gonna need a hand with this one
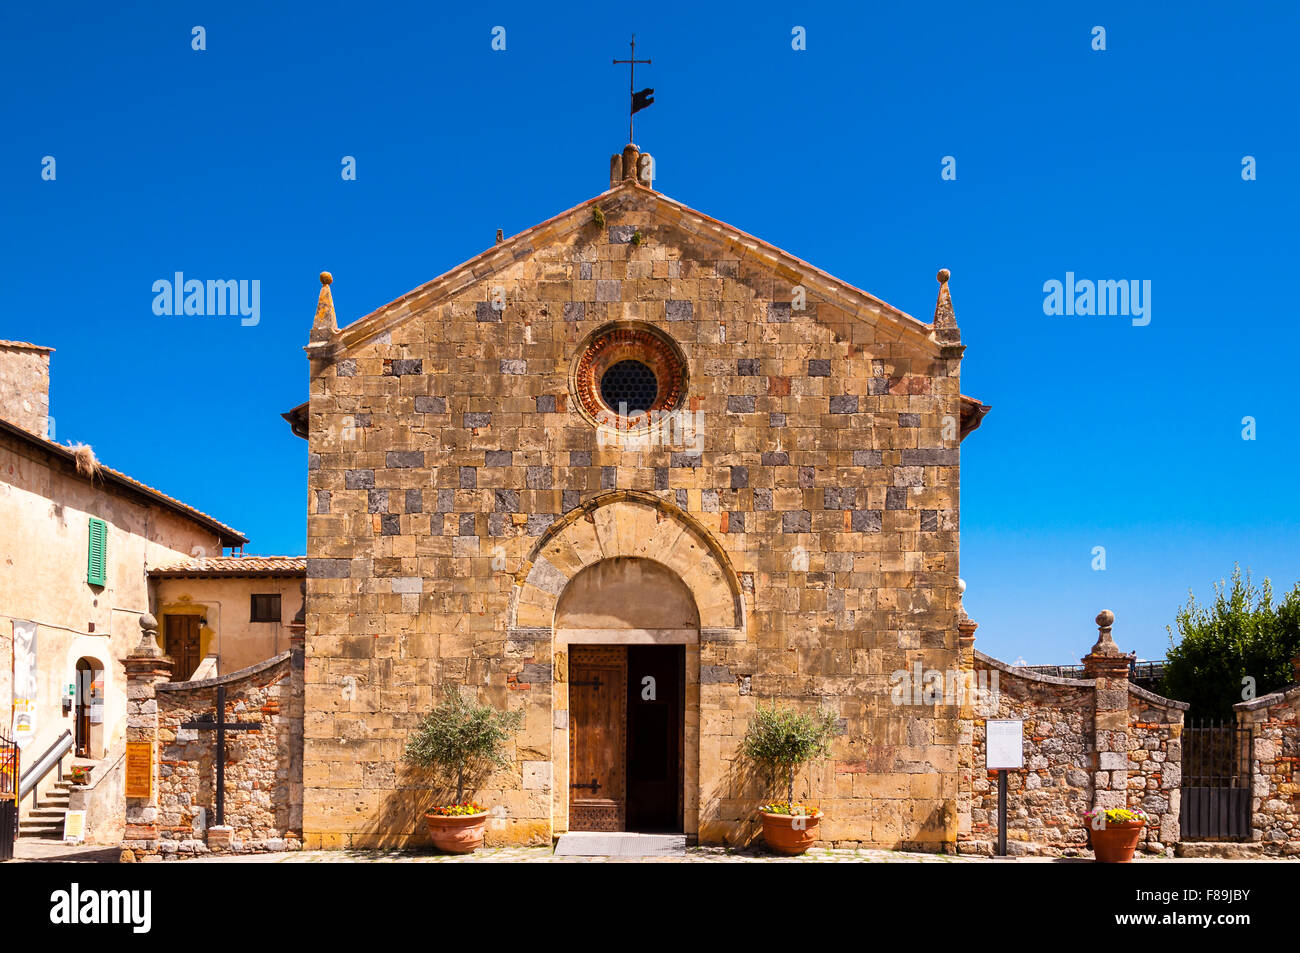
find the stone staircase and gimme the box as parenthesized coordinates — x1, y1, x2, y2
(19, 758, 96, 840)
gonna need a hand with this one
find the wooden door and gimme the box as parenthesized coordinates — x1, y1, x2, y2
(626, 646, 684, 832)
(164, 615, 202, 681)
(568, 646, 627, 831)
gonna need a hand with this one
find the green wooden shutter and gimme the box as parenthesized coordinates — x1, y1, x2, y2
(87, 518, 107, 586)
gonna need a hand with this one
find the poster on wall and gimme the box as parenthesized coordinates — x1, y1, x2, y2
(11, 620, 37, 749)
(89, 678, 104, 724)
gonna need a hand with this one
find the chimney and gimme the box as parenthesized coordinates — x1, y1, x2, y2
(0, 340, 54, 439)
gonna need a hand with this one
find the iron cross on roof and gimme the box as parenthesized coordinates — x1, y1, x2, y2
(180, 684, 259, 829)
(612, 34, 653, 142)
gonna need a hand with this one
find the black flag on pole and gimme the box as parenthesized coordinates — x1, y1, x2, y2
(632, 87, 655, 114)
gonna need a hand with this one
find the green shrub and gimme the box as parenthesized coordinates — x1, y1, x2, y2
(1161, 565, 1300, 718)
(403, 689, 523, 806)
(742, 701, 838, 811)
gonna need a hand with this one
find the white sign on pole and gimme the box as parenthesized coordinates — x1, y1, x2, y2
(986, 719, 1024, 770)
(63, 810, 86, 844)
(11, 620, 38, 749)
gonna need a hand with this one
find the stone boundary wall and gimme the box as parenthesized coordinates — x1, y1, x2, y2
(121, 614, 304, 862)
(1235, 680, 1300, 855)
(959, 626, 1188, 858)
(962, 652, 1095, 856)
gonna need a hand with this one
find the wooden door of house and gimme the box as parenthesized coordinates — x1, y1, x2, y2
(568, 646, 627, 831)
(164, 615, 202, 681)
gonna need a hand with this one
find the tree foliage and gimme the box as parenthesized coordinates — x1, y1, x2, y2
(742, 701, 838, 809)
(1161, 566, 1300, 719)
(403, 688, 523, 805)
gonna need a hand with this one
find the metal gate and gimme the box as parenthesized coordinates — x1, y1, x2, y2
(0, 733, 16, 861)
(1179, 719, 1252, 840)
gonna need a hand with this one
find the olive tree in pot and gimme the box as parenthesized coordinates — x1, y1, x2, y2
(742, 701, 838, 855)
(403, 689, 524, 853)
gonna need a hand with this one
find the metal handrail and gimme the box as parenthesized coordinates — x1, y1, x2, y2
(17, 730, 73, 801)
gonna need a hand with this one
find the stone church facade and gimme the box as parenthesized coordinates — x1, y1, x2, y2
(294, 145, 990, 850)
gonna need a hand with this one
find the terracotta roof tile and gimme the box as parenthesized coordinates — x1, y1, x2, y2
(149, 556, 306, 577)
(0, 340, 54, 352)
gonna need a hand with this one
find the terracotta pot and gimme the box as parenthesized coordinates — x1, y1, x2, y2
(424, 811, 489, 854)
(760, 811, 822, 856)
(1088, 820, 1146, 863)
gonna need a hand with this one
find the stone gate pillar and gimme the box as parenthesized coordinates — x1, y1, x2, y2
(121, 613, 173, 862)
(955, 612, 979, 841)
(1082, 610, 1134, 811)
(286, 581, 306, 838)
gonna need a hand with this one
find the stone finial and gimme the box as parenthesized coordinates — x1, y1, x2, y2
(495, 229, 504, 244)
(312, 271, 338, 337)
(135, 613, 162, 657)
(1091, 609, 1118, 656)
(621, 143, 640, 182)
(932, 268, 960, 345)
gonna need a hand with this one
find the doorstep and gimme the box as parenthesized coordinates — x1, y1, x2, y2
(554, 832, 687, 857)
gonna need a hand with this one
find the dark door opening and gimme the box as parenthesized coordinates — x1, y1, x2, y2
(625, 645, 684, 832)
(74, 659, 93, 757)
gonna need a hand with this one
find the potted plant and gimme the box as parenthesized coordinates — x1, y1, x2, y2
(1083, 807, 1150, 863)
(742, 701, 838, 855)
(403, 689, 523, 854)
(69, 765, 90, 786)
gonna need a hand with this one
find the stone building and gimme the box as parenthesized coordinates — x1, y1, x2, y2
(0, 342, 294, 843)
(289, 144, 991, 850)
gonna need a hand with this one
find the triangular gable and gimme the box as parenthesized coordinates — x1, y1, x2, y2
(315, 180, 949, 359)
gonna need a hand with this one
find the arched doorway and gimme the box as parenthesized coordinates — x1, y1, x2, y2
(73, 657, 104, 758)
(555, 558, 698, 833)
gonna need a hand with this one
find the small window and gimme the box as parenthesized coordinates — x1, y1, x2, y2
(87, 518, 107, 587)
(250, 594, 281, 623)
(600, 359, 659, 413)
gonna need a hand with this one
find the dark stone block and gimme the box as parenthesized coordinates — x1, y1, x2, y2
(754, 488, 773, 511)
(868, 377, 890, 395)
(737, 359, 759, 376)
(463, 412, 492, 429)
(727, 395, 756, 414)
(405, 489, 423, 513)
(526, 466, 552, 489)
(386, 450, 423, 468)
(485, 450, 512, 467)
(609, 225, 638, 244)
(921, 509, 939, 532)
(519, 663, 552, 684)
(385, 359, 422, 376)
(308, 453, 321, 471)
(495, 489, 518, 512)
(666, 300, 693, 322)
(367, 489, 389, 513)
(886, 487, 908, 510)
(601, 466, 616, 489)
(563, 301, 586, 322)
(459, 467, 477, 488)
(476, 301, 501, 322)
(767, 302, 791, 323)
(808, 358, 831, 377)
(436, 489, 455, 512)
(899, 413, 920, 428)
(852, 509, 882, 533)
(315, 490, 331, 514)
(761, 451, 789, 466)
(336, 359, 357, 377)
(562, 490, 580, 512)
(769, 413, 786, 428)
(782, 510, 812, 534)
(671, 452, 702, 468)
(344, 469, 374, 489)
(526, 513, 555, 536)
(459, 513, 476, 536)
(798, 466, 815, 488)
(307, 559, 350, 579)
(727, 511, 745, 533)
(380, 514, 401, 536)
(829, 395, 858, 414)
(675, 490, 689, 509)
(655, 467, 669, 490)
(570, 450, 592, 467)
(853, 450, 883, 467)
(536, 395, 556, 414)
(488, 513, 506, 536)
(700, 665, 733, 684)
(415, 396, 446, 414)
(731, 466, 749, 489)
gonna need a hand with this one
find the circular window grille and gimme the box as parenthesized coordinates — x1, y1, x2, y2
(600, 360, 659, 413)
(571, 324, 688, 428)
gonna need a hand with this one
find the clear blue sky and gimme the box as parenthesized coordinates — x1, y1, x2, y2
(4, 1, 1298, 665)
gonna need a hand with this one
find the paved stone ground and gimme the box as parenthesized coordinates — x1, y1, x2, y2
(7, 839, 1292, 864)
